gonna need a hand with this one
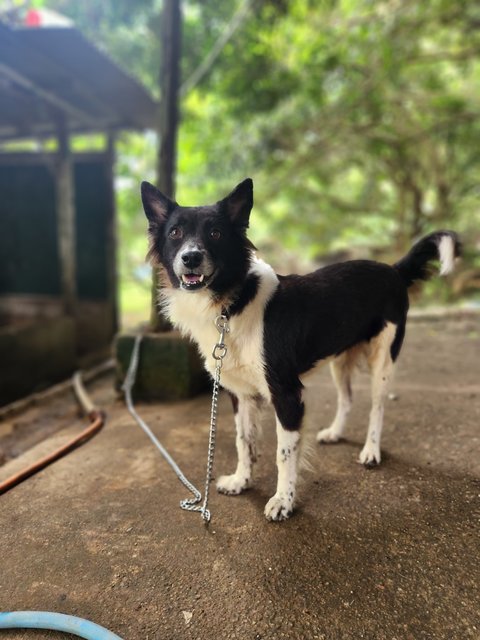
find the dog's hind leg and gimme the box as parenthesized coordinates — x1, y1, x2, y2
(359, 322, 397, 467)
(316, 354, 353, 444)
(217, 394, 261, 495)
(264, 386, 304, 521)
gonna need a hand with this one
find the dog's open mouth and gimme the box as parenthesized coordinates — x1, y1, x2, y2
(181, 273, 207, 290)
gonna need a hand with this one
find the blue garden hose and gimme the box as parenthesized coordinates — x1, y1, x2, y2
(0, 611, 124, 639)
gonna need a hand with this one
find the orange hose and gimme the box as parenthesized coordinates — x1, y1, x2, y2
(0, 409, 105, 496)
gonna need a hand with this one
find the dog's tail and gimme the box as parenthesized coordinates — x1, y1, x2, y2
(393, 230, 461, 288)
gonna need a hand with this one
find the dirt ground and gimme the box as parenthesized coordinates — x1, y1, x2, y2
(0, 318, 479, 640)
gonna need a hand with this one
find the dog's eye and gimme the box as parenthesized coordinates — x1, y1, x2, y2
(210, 229, 221, 241)
(169, 227, 183, 240)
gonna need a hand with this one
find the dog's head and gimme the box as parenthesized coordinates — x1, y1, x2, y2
(141, 179, 255, 296)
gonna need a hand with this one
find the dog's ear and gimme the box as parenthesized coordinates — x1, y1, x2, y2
(222, 178, 253, 228)
(141, 181, 175, 226)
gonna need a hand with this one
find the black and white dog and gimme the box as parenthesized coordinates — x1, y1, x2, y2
(141, 178, 460, 521)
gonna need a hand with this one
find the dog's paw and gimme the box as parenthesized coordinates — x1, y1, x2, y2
(358, 444, 381, 467)
(216, 474, 251, 496)
(264, 493, 294, 521)
(316, 426, 342, 444)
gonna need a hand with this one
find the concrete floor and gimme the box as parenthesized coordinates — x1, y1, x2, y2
(0, 319, 479, 639)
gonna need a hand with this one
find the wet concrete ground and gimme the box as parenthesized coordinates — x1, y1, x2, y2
(0, 319, 479, 639)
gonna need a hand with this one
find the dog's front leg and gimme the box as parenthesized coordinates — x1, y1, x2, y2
(264, 388, 303, 521)
(216, 394, 260, 495)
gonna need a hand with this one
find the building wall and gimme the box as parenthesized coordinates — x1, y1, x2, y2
(0, 152, 117, 405)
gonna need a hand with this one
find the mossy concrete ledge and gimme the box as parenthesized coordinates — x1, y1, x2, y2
(115, 331, 210, 401)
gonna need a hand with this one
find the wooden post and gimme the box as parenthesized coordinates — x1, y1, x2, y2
(150, 0, 182, 331)
(55, 118, 77, 318)
(106, 133, 119, 334)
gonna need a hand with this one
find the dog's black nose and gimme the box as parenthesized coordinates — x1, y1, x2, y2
(181, 250, 203, 269)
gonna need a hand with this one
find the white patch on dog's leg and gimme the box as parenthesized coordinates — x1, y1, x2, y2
(217, 396, 260, 495)
(317, 358, 352, 443)
(360, 403, 384, 466)
(359, 323, 396, 467)
(264, 419, 300, 521)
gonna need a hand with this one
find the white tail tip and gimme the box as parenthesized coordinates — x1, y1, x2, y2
(438, 235, 456, 276)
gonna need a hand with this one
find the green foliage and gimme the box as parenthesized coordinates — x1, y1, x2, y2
(178, 0, 480, 259)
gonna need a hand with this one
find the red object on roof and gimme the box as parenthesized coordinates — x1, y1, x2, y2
(25, 10, 41, 27)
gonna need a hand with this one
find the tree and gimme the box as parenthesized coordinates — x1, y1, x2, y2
(151, 0, 182, 331)
(42, 0, 480, 312)
(178, 0, 480, 260)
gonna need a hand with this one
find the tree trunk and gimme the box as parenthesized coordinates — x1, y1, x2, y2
(150, 0, 182, 332)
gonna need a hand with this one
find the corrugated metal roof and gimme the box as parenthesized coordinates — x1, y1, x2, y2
(0, 23, 157, 141)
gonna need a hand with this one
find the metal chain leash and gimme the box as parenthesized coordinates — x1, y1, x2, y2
(197, 313, 230, 521)
(182, 313, 229, 521)
(122, 313, 229, 524)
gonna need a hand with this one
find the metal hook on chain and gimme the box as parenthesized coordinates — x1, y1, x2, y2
(212, 314, 230, 365)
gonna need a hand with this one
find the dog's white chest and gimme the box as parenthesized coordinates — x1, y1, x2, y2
(216, 314, 270, 398)
(162, 258, 279, 400)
